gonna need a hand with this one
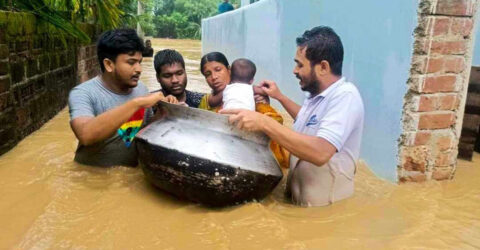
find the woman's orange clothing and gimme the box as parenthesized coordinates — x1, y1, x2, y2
(256, 103, 290, 169)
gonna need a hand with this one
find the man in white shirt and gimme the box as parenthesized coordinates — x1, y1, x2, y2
(221, 26, 364, 206)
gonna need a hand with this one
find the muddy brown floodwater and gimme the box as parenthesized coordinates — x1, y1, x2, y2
(1, 39, 479, 249)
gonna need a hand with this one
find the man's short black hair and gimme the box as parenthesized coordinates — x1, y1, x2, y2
(230, 58, 256, 83)
(97, 28, 145, 72)
(296, 26, 344, 76)
(154, 49, 185, 74)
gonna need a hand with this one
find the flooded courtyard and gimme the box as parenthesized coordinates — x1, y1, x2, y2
(0, 39, 479, 249)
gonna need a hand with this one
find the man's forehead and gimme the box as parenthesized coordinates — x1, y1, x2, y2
(118, 51, 142, 59)
(296, 46, 307, 55)
(295, 47, 308, 61)
(160, 62, 184, 73)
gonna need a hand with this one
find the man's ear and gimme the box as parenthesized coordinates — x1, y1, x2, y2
(103, 58, 115, 73)
(249, 78, 254, 84)
(314, 60, 331, 76)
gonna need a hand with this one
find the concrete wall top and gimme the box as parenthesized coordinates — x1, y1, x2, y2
(202, 0, 418, 181)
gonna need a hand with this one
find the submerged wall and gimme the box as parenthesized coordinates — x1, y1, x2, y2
(0, 11, 99, 156)
(202, 0, 418, 181)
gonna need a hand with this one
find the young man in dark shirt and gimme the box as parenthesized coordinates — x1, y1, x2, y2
(153, 49, 204, 108)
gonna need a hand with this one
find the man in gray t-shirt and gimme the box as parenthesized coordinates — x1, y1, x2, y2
(69, 77, 150, 166)
(68, 29, 177, 167)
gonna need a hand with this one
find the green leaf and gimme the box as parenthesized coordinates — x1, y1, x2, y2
(15, 0, 91, 43)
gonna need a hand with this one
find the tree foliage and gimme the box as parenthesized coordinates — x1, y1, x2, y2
(10, 0, 130, 43)
(4, 0, 241, 42)
(149, 0, 240, 39)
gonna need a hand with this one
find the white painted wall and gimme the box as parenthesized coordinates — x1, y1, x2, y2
(202, 0, 418, 181)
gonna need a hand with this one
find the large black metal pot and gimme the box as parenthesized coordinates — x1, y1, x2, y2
(136, 102, 283, 207)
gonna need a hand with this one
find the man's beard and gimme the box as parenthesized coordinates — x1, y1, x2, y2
(299, 70, 320, 96)
(161, 79, 187, 97)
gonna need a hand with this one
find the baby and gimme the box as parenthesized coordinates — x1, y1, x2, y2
(208, 58, 262, 110)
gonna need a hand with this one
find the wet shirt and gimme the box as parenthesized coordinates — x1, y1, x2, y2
(68, 76, 150, 167)
(288, 77, 364, 206)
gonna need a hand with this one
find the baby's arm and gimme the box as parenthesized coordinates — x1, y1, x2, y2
(208, 91, 223, 108)
(253, 85, 269, 104)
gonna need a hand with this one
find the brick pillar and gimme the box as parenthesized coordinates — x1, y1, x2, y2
(398, 0, 478, 182)
(76, 44, 100, 84)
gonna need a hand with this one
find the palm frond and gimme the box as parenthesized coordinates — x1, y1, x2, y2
(95, 0, 124, 29)
(15, 0, 90, 43)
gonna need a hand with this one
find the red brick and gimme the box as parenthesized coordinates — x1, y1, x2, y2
(430, 41, 466, 55)
(0, 45, 8, 59)
(432, 167, 453, 180)
(451, 18, 473, 36)
(0, 92, 9, 111)
(444, 57, 465, 73)
(434, 0, 475, 16)
(402, 146, 429, 173)
(438, 94, 458, 110)
(419, 95, 436, 111)
(415, 131, 431, 145)
(418, 113, 455, 129)
(435, 152, 455, 166)
(0, 60, 8, 75)
(0, 76, 10, 93)
(433, 17, 451, 36)
(418, 94, 458, 111)
(436, 135, 453, 151)
(15, 107, 31, 128)
(422, 75, 456, 93)
(426, 58, 445, 73)
(426, 57, 464, 74)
